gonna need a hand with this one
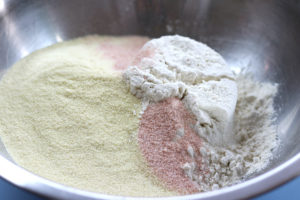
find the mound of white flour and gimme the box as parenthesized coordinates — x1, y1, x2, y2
(124, 35, 278, 191)
(124, 35, 238, 146)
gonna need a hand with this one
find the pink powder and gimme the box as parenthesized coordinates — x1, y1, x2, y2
(138, 98, 205, 194)
(99, 36, 149, 71)
(132, 45, 155, 66)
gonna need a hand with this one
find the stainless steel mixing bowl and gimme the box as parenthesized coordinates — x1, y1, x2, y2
(0, 0, 300, 199)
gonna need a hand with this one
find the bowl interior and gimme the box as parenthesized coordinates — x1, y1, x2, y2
(0, 0, 300, 198)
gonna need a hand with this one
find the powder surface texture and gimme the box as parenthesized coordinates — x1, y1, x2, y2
(0, 34, 279, 197)
(189, 73, 278, 191)
(138, 98, 205, 194)
(99, 36, 149, 71)
(123, 35, 238, 146)
(0, 35, 175, 197)
(137, 73, 278, 193)
(125, 35, 279, 192)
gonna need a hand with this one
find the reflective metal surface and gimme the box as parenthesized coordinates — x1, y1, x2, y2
(0, 0, 300, 199)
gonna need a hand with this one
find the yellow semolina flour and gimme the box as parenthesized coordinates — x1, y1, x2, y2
(0, 36, 175, 196)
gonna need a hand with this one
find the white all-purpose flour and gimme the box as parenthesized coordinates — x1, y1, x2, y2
(123, 35, 238, 146)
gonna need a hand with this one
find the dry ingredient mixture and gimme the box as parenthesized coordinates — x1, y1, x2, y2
(0, 35, 278, 196)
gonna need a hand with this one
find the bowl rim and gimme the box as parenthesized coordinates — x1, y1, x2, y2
(0, 153, 300, 200)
